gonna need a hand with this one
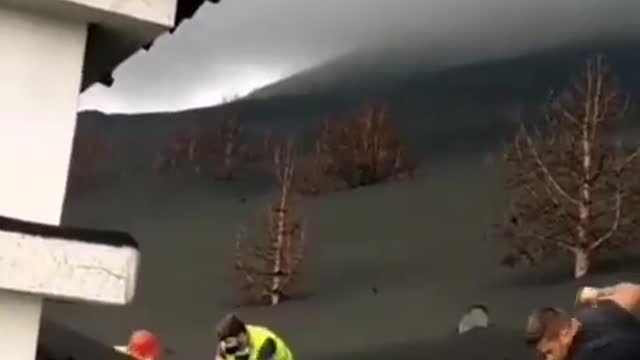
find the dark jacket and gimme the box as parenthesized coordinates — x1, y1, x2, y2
(569, 300, 640, 360)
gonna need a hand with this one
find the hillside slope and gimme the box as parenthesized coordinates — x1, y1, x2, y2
(55, 41, 640, 359)
(76, 41, 640, 178)
(52, 153, 640, 360)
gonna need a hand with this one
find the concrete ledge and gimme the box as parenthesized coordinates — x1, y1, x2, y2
(0, 0, 176, 30)
(65, 0, 177, 27)
(0, 216, 139, 305)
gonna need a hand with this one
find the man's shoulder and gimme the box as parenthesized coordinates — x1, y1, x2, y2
(248, 325, 285, 340)
(247, 325, 273, 333)
(575, 300, 639, 330)
(572, 343, 640, 360)
(570, 328, 640, 360)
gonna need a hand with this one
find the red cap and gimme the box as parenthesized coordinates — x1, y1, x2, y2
(128, 330, 162, 360)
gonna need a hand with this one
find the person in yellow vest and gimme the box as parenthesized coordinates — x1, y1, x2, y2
(214, 313, 294, 360)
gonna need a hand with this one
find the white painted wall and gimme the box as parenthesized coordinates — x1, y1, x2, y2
(0, 6, 87, 359)
(0, 5, 86, 224)
(0, 291, 43, 360)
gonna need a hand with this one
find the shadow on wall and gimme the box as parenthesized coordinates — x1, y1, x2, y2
(38, 319, 130, 360)
(313, 326, 533, 360)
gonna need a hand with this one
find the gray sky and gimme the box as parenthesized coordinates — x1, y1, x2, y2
(78, 0, 640, 114)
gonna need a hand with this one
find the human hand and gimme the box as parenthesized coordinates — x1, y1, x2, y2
(576, 287, 601, 306)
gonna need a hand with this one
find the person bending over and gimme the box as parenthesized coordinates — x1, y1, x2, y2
(214, 314, 294, 360)
(525, 282, 640, 360)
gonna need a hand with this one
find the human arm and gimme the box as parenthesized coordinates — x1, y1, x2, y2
(214, 344, 226, 360)
(577, 282, 640, 313)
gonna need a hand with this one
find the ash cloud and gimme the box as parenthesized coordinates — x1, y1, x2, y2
(78, 0, 640, 114)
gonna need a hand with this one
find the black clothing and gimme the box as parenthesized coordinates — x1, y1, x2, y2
(568, 300, 640, 360)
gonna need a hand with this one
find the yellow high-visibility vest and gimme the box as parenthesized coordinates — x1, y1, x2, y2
(246, 325, 294, 360)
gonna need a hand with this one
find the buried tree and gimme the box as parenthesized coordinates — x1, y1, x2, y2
(499, 55, 640, 279)
(154, 126, 202, 175)
(154, 116, 256, 179)
(206, 115, 252, 180)
(67, 129, 112, 197)
(235, 136, 306, 305)
(310, 104, 416, 190)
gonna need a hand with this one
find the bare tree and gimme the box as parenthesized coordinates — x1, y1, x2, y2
(499, 55, 640, 278)
(155, 117, 257, 179)
(246, 128, 279, 170)
(235, 136, 306, 305)
(304, 104, 416, 191)
(67, 130, 112, 196)
(154, 126, 202, 175)
(294, 124, 342, 195)
(205, 116, 251, 180)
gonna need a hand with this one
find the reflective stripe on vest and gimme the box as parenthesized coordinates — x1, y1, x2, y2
(246, 325, 293, 360)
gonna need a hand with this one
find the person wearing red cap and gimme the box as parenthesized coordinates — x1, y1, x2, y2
(114, 330, 163, 360)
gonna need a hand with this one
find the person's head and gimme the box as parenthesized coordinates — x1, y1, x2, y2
(127, 330, 162, 360)
(216, 313, 250, 359)
(525, 307, 580, 360)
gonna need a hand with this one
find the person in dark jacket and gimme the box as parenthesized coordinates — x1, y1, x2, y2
(524, 282, 640, 360)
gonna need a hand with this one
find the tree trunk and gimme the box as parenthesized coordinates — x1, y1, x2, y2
(269, 291, 280, 306)
(223, 139, 234, 179)
(188, 137, 196, 162)
(576, 122, 592, 275)
(269, 146, 291, 306)
(574, 248, 590, 279)
(269, 202, 286, 306)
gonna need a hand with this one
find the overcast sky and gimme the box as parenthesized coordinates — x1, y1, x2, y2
(77, 0, 640, 114)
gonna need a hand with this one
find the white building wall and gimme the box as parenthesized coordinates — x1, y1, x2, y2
(0, 6, 87, 359)
(0, 5, 86, 224)
(0, 291, 43, 360)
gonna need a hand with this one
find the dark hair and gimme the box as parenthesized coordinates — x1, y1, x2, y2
(524, 307, 571, 346)
(216, 313, 247, 340)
